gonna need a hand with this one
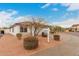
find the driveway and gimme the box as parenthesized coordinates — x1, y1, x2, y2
(32, 32, 79, 56)
(65, 32, 79, 36)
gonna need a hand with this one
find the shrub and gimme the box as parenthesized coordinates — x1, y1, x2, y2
(16, 33, 22, 40)
(53, 35, 60, 41)
(23, 36, 38, 50)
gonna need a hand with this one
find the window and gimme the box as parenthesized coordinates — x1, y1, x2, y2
(20, 27, 27, 32)
(24, 28, 27, 32)
(20, 27, 23, 32)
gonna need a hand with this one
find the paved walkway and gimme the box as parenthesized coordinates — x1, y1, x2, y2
(32, 32, 79, 56)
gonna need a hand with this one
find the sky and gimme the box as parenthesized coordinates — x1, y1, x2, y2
(0, 3, 79, 28)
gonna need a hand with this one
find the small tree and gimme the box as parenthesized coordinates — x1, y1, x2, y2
(29, 17, 47, 37)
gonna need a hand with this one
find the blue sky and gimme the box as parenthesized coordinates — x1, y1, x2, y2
(0, 3, 79, 27)
(0, 3, 69, 21)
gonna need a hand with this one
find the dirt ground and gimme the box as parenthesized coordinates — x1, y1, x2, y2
(0, 34, 61, 56)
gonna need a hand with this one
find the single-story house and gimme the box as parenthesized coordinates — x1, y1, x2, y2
(71, 24, 79, 32)
(9, 21, 50, 42)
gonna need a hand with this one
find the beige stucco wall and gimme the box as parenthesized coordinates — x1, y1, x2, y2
(4, 29, 10, 33)
(71, 26, 77, 32)
(9, 25, 20, 35)
(0, 28, 10, 34)
(76, 26, 79, 31)
(9, 25, 31, 36)
(38, 27, 50, 35)
(65, 30, 69, 32)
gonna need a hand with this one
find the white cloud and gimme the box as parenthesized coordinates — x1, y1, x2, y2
(61, 3, 79, 11)
(68, 4, 79, 11)
(7, 9, 18, 15)
(41, 3, 79, 11)
(14, 16, 32, 23)
(52, 8, 59, 11)
(0, 10, 40, 28)
(14, 15, 46, 24)
(61, 3, 70, 7)
(41, 3, 51, 9)
(0, 9, 18, 28)
(53, 19, 79, 28)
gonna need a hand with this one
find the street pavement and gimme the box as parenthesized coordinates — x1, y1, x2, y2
(32, 32, 79, 56)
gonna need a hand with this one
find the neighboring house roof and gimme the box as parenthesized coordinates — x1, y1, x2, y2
(72, 24, 79, 27)
(10, 21, 49, 28)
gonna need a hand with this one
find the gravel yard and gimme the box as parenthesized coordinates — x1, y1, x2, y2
(0, 33, 60, 56)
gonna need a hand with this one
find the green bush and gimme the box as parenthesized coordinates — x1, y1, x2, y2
(16, 33, 22, 40)
(23, 36, 38, 50)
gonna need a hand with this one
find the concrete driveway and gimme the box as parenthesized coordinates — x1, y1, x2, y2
(32, 32, 79, 56)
